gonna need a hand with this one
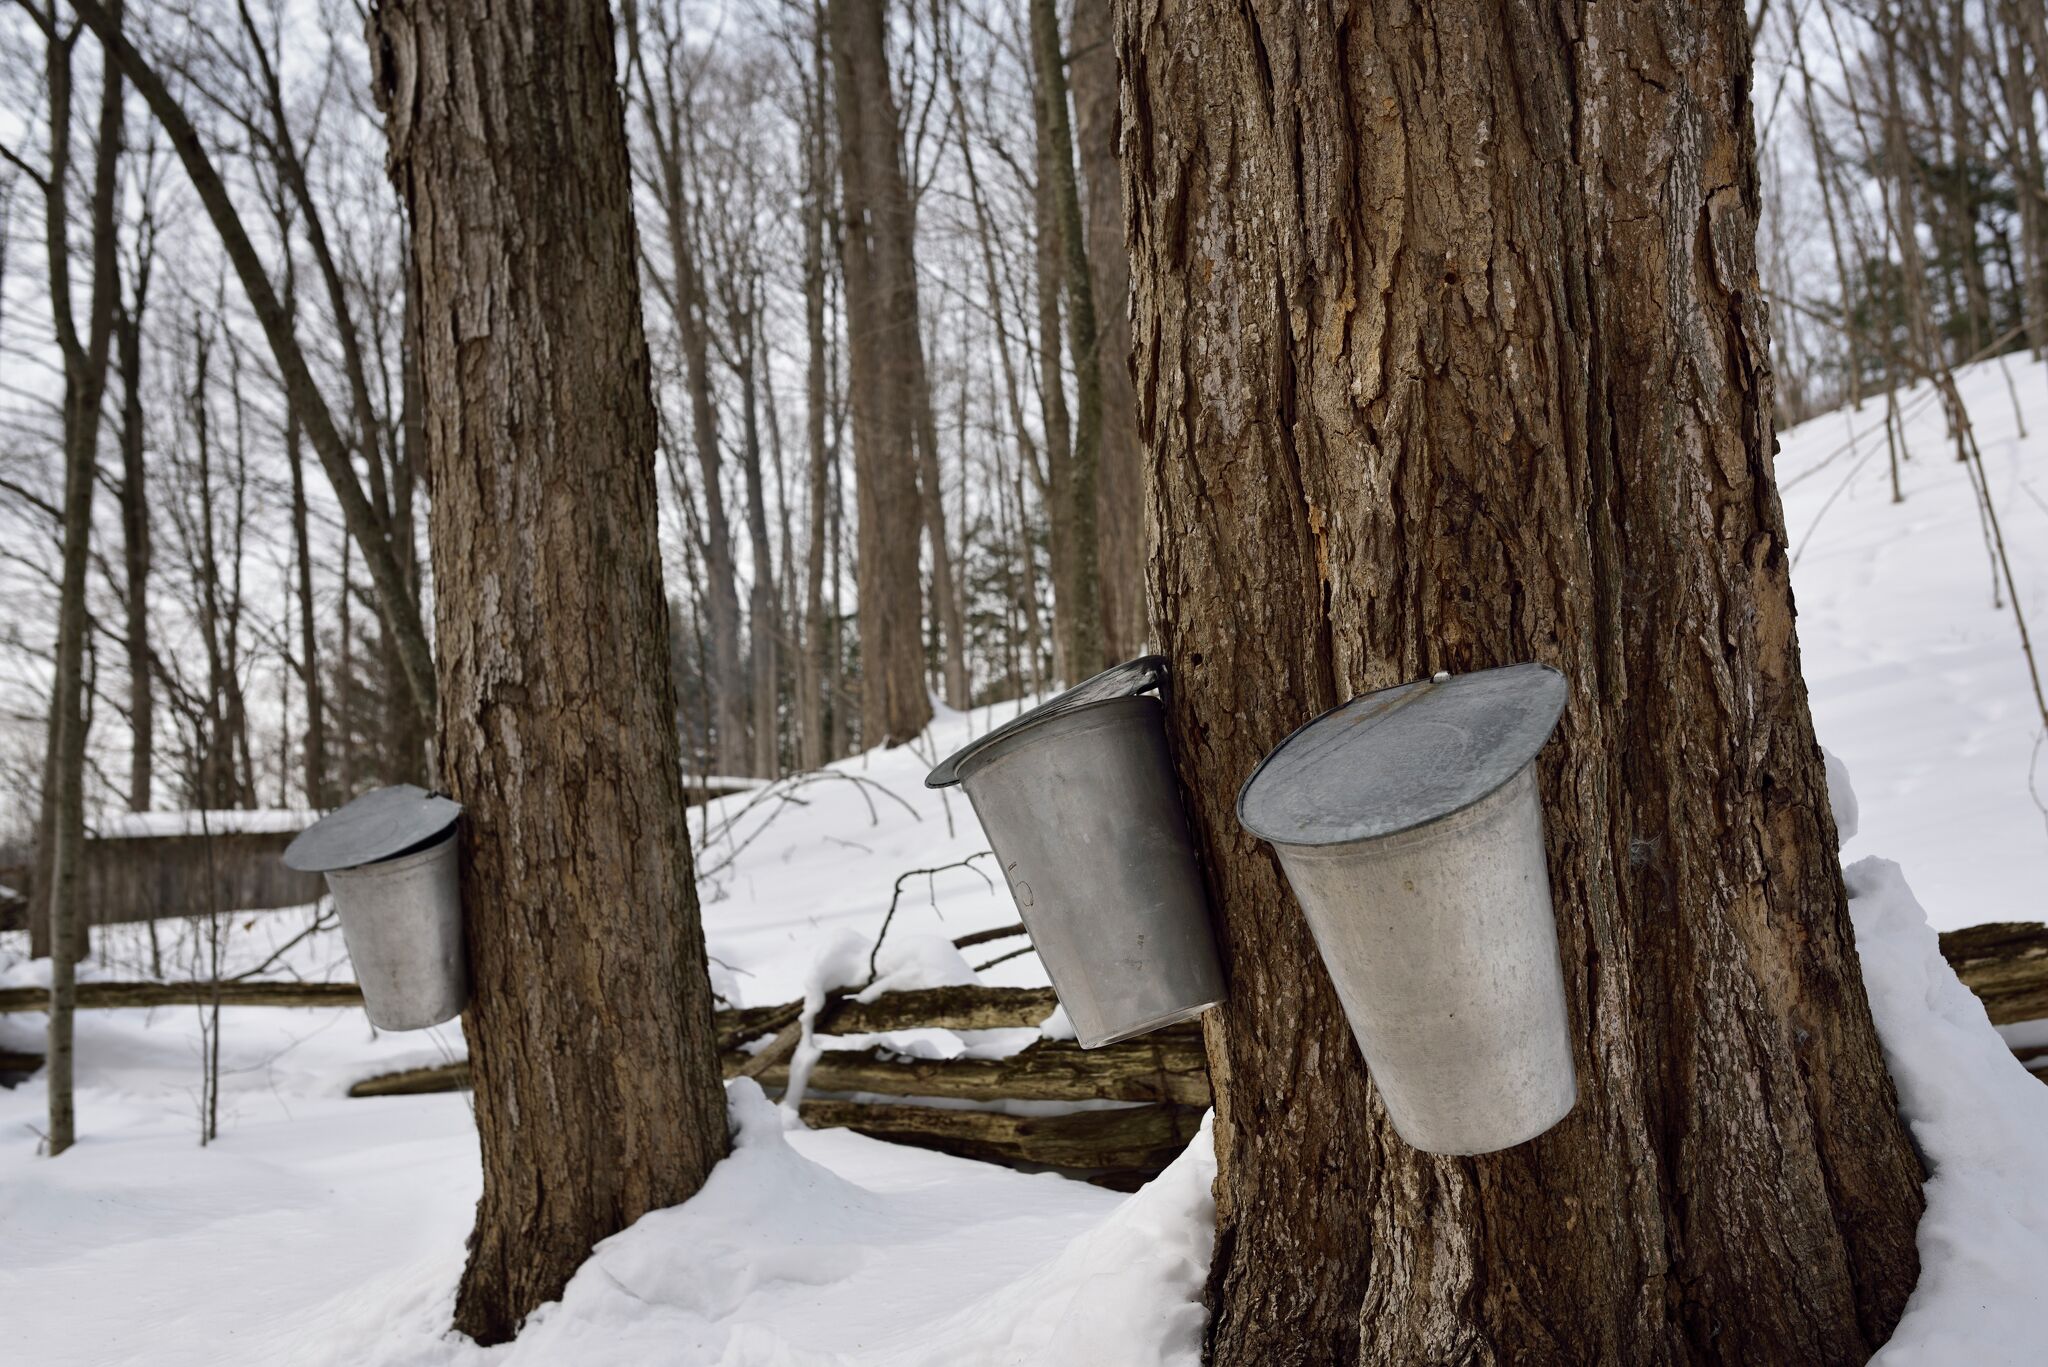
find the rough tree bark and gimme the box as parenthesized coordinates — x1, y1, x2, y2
(1069, 0, 1147, 661)
(369, 0, 730, 1342)
(828, 0, 934, 745)
(1120, 3, 1927, 1362)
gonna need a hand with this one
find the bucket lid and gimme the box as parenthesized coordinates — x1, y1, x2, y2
(926, 656, 1169, 788)
(1236, 663, 1567, 847)
(282, 784, 462, 873)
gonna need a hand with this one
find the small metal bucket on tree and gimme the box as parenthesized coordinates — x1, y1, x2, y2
(1237, 663, 1576, 1156)
(283, 784, 467, 1031)
(927, 658, 1225, 1048)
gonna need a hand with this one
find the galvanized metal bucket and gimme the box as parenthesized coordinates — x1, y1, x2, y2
(1238, 664, 1574, 1155)
(283, 784, 467, 1031)
(928, 659, 1225, 1048)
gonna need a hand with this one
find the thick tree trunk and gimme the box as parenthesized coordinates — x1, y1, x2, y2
(1070, 0, 1146, 662)
(1120, 3, 1927, 1362)
(828, 0, 933, 746)
(370, 0, 730, 1343)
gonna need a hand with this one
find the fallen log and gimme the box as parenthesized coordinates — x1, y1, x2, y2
(348, 1026, 1210, 1106)
(0, 979, 1058, 1034)
(1938, 922, 2048, 1026)
(716, 984, 1061, 1046)
(750, 1030, 1209, 1106)
(0, 980, 365, 1014)
(795, 1098, 1207, 1183)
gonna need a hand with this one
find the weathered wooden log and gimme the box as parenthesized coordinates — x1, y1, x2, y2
(746, 1029, 1210, 1106)
(0, 979, 1060, 1032)
(31, 918, 2048, 1033)
(795, 1098, 1208, 1180)
(717, 985, 1061, 1046)
(349, 1061, 470, 1096)
(1938, 921, 2048, 1026)
(0, 980, 367, 1013)
(349, 1026, 1210, 1104)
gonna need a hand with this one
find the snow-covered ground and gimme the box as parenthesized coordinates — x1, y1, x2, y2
(2, 356, 2047, 1364)
(1780, 353, 2048, 929)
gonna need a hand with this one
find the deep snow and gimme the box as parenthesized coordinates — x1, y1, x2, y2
(1, 356, 2046, 1364)
(1779, 354, 2048, 928)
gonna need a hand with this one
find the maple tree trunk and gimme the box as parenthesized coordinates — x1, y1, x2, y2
(369, 0, 729, 1342)
(1120, 2, 1927, 1362)
(1071, 0, 1147, 661)
(829, 0, 934, 745)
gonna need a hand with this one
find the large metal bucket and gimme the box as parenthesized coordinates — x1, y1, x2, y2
(283, 784, 467, 1031)
(937, 680, 1224, 1048)
(324, 830, 468, 1031)
(1239, 664, 1574, 1155)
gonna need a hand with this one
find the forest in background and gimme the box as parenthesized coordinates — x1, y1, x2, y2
(0, 0, 2043, 842)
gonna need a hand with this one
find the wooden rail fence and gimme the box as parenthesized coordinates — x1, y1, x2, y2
(3, 920, 2044, 1184)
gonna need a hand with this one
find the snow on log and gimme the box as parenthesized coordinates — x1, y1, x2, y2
(1936, 921, 2048, 1025)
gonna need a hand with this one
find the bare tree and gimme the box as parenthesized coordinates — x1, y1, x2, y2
(71, 0, 438, 734)
(369, 0, 730, 1340)
(623, 0, 751, 776)
(1027, 0, 1101, 678)
(829, 0, 934, 744)
(15, 0, 125, 1156)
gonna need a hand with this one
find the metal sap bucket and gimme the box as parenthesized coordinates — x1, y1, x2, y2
(1237, 663, 1574, 1155)
(283, 784, 467, 1031)
(927, 658, 1224, 1048)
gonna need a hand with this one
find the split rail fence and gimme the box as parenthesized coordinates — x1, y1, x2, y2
(3, 920, 2043, 1185)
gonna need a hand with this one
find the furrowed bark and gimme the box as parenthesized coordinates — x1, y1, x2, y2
(1120, 2, 1925, 1362)
(369, 0, 729, 1342)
